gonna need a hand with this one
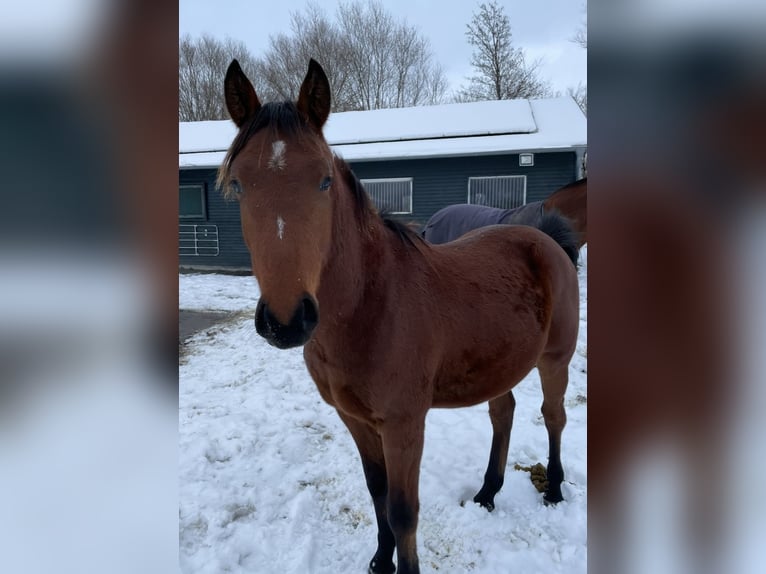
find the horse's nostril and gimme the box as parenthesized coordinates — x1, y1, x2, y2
(255, 296, 318, 348)
(301, 296, 319, 332)
(255, 299, 270, 337)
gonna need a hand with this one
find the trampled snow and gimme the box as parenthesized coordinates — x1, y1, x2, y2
(179, 247, 587, 573)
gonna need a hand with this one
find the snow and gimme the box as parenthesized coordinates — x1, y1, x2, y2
(179, 246, 587, 573)
(179, 97, 586, 168)
(179, 120, 237, 155)
(322, 99, 537, 144)
(179, 273, 258, 312)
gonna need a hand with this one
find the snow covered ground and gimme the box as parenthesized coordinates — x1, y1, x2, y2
(179, 247, 587, 573)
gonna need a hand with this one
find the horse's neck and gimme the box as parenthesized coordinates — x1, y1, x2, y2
(550, 185, 585, 211)
(316, 189, 388, 321)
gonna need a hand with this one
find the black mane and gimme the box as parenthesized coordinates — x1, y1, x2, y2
(381, 217, 426, 248)
(232, 101, 306, 158)
(333, 157, 373, 217)
(335, 158, 426, 248)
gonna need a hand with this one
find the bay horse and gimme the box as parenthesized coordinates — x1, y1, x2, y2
(220, 58, 580, 574)
(422, 178, 587, 249)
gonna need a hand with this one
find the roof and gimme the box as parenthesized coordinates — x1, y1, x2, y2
(179, 97, 586, 168)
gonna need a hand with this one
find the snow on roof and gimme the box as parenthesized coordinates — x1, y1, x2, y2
(179, 97, 586, 168)
(324, 99, 537, 144)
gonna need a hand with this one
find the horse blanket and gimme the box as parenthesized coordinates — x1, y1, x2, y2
(422, 202, 544, 245)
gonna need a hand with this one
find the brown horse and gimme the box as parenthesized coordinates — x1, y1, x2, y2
(544, 178, 587, 248)
(219, 58, 580, 574)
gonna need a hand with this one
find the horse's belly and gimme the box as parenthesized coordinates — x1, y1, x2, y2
(432, 356, 538, 408)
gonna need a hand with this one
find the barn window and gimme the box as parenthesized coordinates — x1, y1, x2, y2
(468, 176, 526, 209)
(180, 184, 207, 219)
(361, 178, 413, 214)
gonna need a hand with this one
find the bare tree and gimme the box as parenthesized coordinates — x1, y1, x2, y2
(567, 83, 587, 116)
(180, 1, 446, 119)
(388, 20, 448, 107)
(257, 0, 447, 111)
(179, 34, 259, 121)
(571, 3, 587, 49)
(569, 4, 587, 116)
(256, 5, 349, 107)
(457, 1, 551, 101)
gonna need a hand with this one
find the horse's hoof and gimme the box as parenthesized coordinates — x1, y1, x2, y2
(369, 557, 396, 574)
(543, 491, 564, 506)
(472, 494, 495, 512)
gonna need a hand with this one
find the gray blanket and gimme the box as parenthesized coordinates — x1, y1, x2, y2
(422, 202, 544, 244)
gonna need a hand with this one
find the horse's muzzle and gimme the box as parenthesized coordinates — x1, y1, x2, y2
(254, 294, 319, 349)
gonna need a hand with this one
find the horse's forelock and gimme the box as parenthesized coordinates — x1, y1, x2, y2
(218, 102, 312, 197)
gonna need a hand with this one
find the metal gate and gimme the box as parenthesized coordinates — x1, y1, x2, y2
(179, 224, 219, 256)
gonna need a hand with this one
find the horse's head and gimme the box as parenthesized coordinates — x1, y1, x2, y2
(220, 59, 334, 349)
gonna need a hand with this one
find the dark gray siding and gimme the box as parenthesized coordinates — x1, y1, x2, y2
(178, 151, 577, 270)
(348, 151, 576, 225)
(179, 168, 249, 269)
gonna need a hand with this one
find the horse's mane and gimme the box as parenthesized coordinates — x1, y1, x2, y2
(332, 156, 374, 218)
(381, 217, 426, 248)
(334, 157, 426, 249)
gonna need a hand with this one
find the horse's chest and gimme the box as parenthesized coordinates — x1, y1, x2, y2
(315, 372, 375, 421)
(303, 343, 376, 420)
(330, 380, 375, 420)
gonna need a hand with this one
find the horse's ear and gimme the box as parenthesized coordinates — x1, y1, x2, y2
(224, 59, 261, 127)
(297, 59, 331, 131)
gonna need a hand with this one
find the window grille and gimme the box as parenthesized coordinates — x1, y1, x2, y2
(361, 178, 413, 214)
(468, 176, 526, 209)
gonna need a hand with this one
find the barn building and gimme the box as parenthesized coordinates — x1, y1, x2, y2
(179, 97, 586, 271)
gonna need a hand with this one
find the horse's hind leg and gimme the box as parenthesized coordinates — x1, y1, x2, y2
(337, 412, 396, 574)
(538, 356, 569, 504)
(473, 391, 516, 511)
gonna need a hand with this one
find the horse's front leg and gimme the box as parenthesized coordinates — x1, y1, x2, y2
(337, 412, 396, 574)
(381, 417, 425, 574)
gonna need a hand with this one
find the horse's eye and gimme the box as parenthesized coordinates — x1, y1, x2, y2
(319, 176, 332, 191)
(229, 179, 243, 197)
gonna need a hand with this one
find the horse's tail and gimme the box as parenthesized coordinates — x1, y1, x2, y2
(536, 210, 579, 267)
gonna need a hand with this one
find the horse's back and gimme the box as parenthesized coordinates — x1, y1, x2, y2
(440, 223, 579, 334)
(435, 221, 572, 266)
(430, 224, 578, 335)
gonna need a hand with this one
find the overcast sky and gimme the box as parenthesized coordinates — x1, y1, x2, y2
(179, 0, 586, 96)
